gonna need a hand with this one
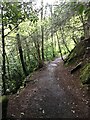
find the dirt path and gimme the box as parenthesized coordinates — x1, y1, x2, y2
(7, 58, 90, 119)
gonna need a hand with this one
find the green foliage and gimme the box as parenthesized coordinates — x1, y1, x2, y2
(1, 1, 89, 94)
(71, 2, 90, 24)
(28, 57, 38, 72)
(3, 2, 24, 26)
(75, 3, 85, 15)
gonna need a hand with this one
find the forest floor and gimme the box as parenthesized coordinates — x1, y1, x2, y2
(7, 58, 90, 119)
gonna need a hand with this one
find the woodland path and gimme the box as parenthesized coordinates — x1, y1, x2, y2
(7, 58, 90, 119)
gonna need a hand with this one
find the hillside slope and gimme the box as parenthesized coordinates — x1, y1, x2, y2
(65, 37, 90, 84)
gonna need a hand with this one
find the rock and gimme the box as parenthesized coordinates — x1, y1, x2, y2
(71, 110, 75, 113)
(42, 110, 45, 114)
(12, 114, 15, 117)
(20, 112, 24, 115)
(39, 108, 43, 111)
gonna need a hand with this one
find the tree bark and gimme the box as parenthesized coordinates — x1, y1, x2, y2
(25, 39, 31, 64)
(34, 38, 43, 68)
(79, 14, 90, 39)
(56, 32, 64, 61)
(87, 12, 90, 38)
(50, 5, 55, 58)
(60, 27, 70, 53)
(79, 15, 87, 38)
(41, 0, 44, 61)
(6, 54, 11, 81)
(1, 6, 6, 95)
(16, 33, 28, 76)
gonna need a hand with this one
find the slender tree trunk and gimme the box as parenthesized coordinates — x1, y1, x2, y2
(25, 39, 31, 69)
(50, 5, 55, 58)
(41, 0, 44, 60)
(71, 36, 77, 44)
(54, 35, 57, 51)
(37, 41, 43, 68)
(71, 22, 77, 44)
(45, 46, 48, 60)
(41, 26, 44, 60)
(6, 54, 11, 81)
(45, 35, 49, 60)
(1, 6, 6, 95)
(79, 14, 90, 39)
(16, 33, 28, 76)
(79, 15, 86, 38)
(51, 33, 55, 58)
(87, 17, 90, 37)
(86, 12, 90, 38)
(87, 2, 90, 37)
(34, 39, 43, 68)
(60, 27, 70, 53)
(56, 32, 64, 61)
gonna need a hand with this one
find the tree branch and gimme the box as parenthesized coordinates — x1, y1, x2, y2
(4, 19, 25, 38)
(4, 24, 18, 38)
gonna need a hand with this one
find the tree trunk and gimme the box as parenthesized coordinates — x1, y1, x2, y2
(51, 33, 55, 58)
(71, 23, 78, 44)
(79, 15, 87, 38)
(60, 27, 70, 53)
(6, 54, 11, 81)
(71, 36, 77, 44)
(16, 33, 28, 76)
(79, 14, 90, 39)
(34, 39, 43, 68)
(41, 0, 44, 61)
(56, 32, 64, 61)
(50, 5, 55, 58)
(37, 41, 43, 68)
(1, 6, 6, 95)
(87, 16, 90, 38)
(86, 13, 90, 38)
(25, 39, 31, 68)
(87, 2, 90, 37)
(41, 26, 44, 60)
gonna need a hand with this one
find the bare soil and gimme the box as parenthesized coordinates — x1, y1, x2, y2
(7, 58, 90, 119)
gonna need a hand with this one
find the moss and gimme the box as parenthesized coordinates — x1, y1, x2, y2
(80, 63, 90, 84)
(77, 45, 85, 56)
(0, 96, 8, 119)
(65, 42, 85, 65)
